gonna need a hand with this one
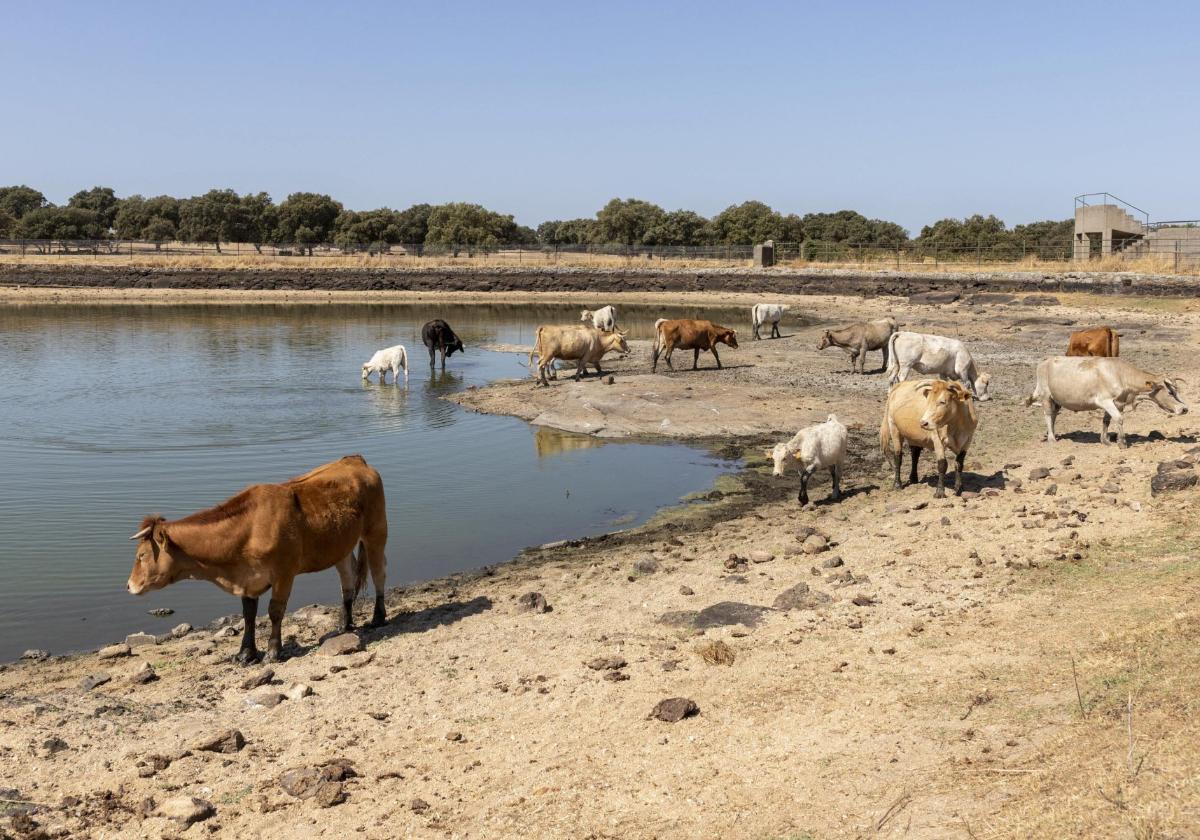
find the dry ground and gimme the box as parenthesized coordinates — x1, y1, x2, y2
(2, 289, 1199, 839)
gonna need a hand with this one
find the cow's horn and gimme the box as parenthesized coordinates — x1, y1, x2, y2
(129, 525, 152, 541)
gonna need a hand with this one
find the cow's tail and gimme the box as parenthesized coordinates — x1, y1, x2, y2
(1112, 330, 1121, 357)
(352, 541, 369, 600)
(884, 331, 901, 381)
(528, 327, 543, 377)
(1024, 366, 1045, 408)
(652, 318, 666, 353)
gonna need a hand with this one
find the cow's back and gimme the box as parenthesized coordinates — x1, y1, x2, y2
(286, 455, 386, 572)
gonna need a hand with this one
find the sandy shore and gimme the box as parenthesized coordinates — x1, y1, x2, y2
(2, 288, 1199, 838)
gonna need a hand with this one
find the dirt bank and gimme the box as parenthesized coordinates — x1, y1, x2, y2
(2, 292, 1199, 838)
(4, 261, 1200, 298)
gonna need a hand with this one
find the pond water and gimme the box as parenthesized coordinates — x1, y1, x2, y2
(0, 301, 739, 661)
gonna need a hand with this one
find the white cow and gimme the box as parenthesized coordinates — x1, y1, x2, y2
(581, 306, 617, 331)
(362, 344, 409, 384)
(1025, 356, 1188, 447)
(886, 331, 991, 400)
(766, 414, 848, 505)
(751, 303, 788, 340)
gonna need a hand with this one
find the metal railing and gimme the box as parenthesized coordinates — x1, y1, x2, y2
(1074, 192, 1151, 229)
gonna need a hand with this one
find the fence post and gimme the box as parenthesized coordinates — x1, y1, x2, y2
(1176, 240, 1180, 273)
(895, 246, 901, 270)
(976, 241, 981, 270)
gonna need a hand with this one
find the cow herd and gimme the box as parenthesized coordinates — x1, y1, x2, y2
(124, 302, 1190, 664)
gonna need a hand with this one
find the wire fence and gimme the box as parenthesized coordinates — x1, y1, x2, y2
(3, 237, 1200, 271)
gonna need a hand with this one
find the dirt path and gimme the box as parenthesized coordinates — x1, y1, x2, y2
(2, 290, 1198, 838)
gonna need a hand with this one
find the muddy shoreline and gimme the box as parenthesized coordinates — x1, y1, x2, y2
(4, 262, 1200, 297)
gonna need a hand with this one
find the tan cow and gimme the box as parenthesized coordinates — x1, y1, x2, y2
(1066, 326, 1121, 358)
(880, 379, 978, 498)
(528, 324, 629, 386)
(652, 319, 739, 372)
(127, 455, 388, 664)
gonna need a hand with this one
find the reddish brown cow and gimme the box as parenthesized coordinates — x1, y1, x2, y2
(1066, 326, 1121, 358)
(127, 455, 388, 664)
(652, 319, 739, 372)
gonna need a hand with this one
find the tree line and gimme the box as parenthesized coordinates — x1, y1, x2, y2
(0, 185, 1073, 253)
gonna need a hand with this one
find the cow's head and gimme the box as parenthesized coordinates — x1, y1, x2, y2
(765, 442, 799, 477)
(817, 330, 833, 350)
(126, 516, 182, 595)
(973, 373, 992, 402)
(579, 310, 593, 323)
(1144, 377, 1188, 415)
(448, 336, 465, 357)
(601, 330, 629, 355)
(361, 362, 372, 379)
(919, 380, 971, 431)
(719, 329, 739, 349)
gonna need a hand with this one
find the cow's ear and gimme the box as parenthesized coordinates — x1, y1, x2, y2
(1146, 380, 1158, 392)
(153, 524, 171, 547)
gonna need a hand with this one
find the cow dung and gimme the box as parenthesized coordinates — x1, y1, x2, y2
(649, 697, 700, 723)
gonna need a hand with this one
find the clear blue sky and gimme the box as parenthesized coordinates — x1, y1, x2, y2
(4, 0, 1198, 234)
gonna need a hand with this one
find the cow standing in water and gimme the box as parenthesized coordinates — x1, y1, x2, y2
(422, 319, 465, 369)
(126, 455, 389, 664)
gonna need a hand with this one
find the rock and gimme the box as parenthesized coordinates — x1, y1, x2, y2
(314, 781, 346, 808)
(279, 768, 323, 799)
(851, 594, 879, 607)
(1151, 467, 1197, 496)
(723, 554, 747, 571)
(243, 688, 286, 710)
(1044, 484, 1058, 496)
(1060, 456, 1075, 466)
(695, 640, 735, 666)
(212, 626, 238, 639)
(240, 668, 275, 690)
(170, 623, 193, 638)
(410, 798, 431, 813)
(158, 796, 214, 826)
(1100, 483, 1121, 494)
(632, 557, 660, 575)
(603, 670, 629, 682)
(1028, 467, 1050, 481)
(516, 592, 550, 613)
(79, 672, 111, 691)
(821, 556, 844, 569)
(772, 583, 832, 611)
(445, 731, 464, 741)
(42, 736, 69, 755)
(147, 607, 174, 617)
(21, 649, 49, 661)
(802, 535, 829, 555)
(649, 697, 699, 723)
(317, 633, 363, 656)
(940, 515, 952, 526)
(678, 585, 694, 596)
(584, 656, 627, 671)
(98, 643, 130, 660)
(908, 291, 960, 305)
(193, 729, 245, 754)
(605, 375, 615, 385)
(284, 683, 312, 701)
(749, 550, 775, 564)
(125, 632, 157, 648)
(692, 601, 771, 629)
(131, 661, 157, 684)
(1022, 294, 1060, 306)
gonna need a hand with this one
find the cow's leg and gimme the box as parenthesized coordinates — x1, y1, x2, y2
(364, 544, 388, 628)
(772, 322, 781, 339)
(712, 347, 722, 369)
(335, 554, 358, 630)
(954, 450, 966, 495)
(664, 342, 675, 371)
(1101, 411, 1111, 445)
(934, 456, 948, 499)
(908, 445, 922, 487)
(651, 342, 661, 372)
(880, 341, 889, 373)
(235, 595, 260, 664)
(428, 344, 436, 366)
(830, 464, 842, 501)
(1104, 401, 1128, 447)
(693, 348, 700, 370)
(892, 447, 903, 489)
(752, 323, 760, 340)
(798, 464, 814, 505)
(1044, 399, 1059, 442)
(264, 576, 293, 663)
(440, 343, 447, 370)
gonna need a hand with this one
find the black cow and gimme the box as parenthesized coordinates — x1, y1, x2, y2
(421, 319, 465, 369)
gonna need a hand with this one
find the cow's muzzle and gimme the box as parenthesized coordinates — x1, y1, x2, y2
(126, 580, 144, 596)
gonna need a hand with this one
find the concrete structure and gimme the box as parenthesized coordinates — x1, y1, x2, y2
(1074, 200, 1145, 260)
(753, 240, 775, 268)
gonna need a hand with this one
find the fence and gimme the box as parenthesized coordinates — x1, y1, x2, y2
(3, 237, 1200, 271)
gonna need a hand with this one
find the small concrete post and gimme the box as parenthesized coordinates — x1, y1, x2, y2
(753, 240, 775, 267)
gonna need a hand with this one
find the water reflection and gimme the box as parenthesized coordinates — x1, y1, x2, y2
(533, 426, 608, 459)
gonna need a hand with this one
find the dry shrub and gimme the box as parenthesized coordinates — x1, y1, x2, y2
(695, 640, 736, 666)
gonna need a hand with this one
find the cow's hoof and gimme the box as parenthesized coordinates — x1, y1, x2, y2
(234, 648, 261, 666)
(933, 490, 946, 499)
(263, 649, 284, 664)
(365, 616, 387, 629)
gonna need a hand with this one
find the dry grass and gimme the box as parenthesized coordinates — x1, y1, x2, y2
(1, 248, 1196, 276)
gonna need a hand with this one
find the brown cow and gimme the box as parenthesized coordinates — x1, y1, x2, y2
(127, 455, 388, 664)
(528, 324, 629, 385)
(652, 319, 739, 372)
(880, 379, 978, 498)
(1066, 326, 1121, 358)
(817, 317, 897, 373)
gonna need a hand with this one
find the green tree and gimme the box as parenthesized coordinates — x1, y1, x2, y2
(68, 186, 121, 229)
(1010, 219, 1073, 259)
(595, 198, 666, 247)
(178, 189, 242, 252)
(644, 209, 712, 246)
(114, 195, 182, 241)
(425, 203, 522, 254)
(231, 192, 277, 252)
(0, 208, 15, 237)
(332, 208, 408, 251)
(275, 192, 343, 253)
(709, 201, 802, 245)
(538, 218, 598, 246)
(14, 207, 107, 241)
(801, 210, 907, 246)
(143, 216, 177, 249)
(0, 185, 48, 219)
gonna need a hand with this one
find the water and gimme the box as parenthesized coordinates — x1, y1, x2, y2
(0, 301, 737, 661)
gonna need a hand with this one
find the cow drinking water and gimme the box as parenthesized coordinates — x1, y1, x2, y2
(126, 455, 389, 664)
(422, 319, 465, 369)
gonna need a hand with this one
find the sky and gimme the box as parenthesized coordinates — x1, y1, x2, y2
(3, 0, 1199, 234)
